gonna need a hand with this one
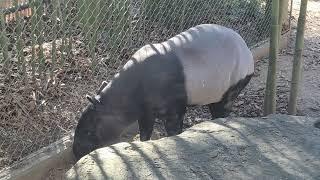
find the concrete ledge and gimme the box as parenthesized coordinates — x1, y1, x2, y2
(66, 114, 320, 180)
(0, 31, 291, 180)
(0, 135, 75, 180)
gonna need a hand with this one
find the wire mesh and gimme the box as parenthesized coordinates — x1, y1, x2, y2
(0, 0, 289, 170)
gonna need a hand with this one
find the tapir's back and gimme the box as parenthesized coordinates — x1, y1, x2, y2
(130, 24, 254, 105)
(167, 24, 254, 105)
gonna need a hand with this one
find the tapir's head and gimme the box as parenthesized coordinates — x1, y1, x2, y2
(72, 95, 124, 161)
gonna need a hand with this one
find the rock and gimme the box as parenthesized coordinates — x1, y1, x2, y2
(65, 114, 320, 180)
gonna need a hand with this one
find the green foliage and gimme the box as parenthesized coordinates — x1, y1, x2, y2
(0, 13, 8, 68)
(142, 0, 266, 31)
(77, 0, 131, 68)
(77, 0, 130, 45)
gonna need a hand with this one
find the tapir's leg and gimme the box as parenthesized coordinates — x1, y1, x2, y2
(208, 85, 241, 119)
(208, 101, 232, 119)
(208, 74, 253, 119)
(164, 105, 186, 136)
(138, 111, 155, 141)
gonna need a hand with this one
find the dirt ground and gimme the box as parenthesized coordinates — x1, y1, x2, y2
(288, 0, 320, 117)
(241, 0, 320, 118)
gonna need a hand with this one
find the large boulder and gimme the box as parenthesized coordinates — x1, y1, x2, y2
(65, 115, 320, 180)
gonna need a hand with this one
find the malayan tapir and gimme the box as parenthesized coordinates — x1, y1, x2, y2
(72, 24, 254, 161)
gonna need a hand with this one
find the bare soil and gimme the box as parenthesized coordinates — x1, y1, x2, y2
(229, 0, 320, 118)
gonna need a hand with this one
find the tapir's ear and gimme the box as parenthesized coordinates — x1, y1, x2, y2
(97, 81, 108, 94)
(86, 95, 100, 105)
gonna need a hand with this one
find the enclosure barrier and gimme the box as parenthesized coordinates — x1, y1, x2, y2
(0, 0, 290, 171)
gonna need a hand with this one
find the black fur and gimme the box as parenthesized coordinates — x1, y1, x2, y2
(73, 50, 253, 161)
(73, 52, 187, 160)
(315, 121, 320, 129)
(208, 73, 254, 118)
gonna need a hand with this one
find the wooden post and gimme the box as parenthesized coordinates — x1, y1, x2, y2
(264, 0, 280, 116)
(288, 0, 308, 115)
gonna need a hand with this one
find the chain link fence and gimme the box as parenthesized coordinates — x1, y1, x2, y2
(0, 0, 290, 170)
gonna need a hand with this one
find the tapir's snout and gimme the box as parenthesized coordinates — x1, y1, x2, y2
(72, 137, 100, 161)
